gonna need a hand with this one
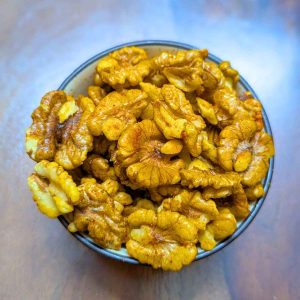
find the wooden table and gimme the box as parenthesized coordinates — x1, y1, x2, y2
(1, 1, 299, 299)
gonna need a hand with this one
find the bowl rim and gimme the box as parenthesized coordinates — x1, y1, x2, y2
(58, 40, 274, 265)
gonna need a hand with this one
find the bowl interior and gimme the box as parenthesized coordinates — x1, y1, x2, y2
(58, 41, 274, 264)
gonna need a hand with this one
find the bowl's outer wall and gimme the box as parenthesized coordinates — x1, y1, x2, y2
(58, 40, 274, 265)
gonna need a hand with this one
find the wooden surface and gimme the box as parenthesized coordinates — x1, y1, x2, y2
(1, 0, 299, 299)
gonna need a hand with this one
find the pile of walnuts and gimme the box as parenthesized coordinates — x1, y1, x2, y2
(26, 46, 274, 271)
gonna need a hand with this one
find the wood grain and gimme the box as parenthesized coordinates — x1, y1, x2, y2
(0, 0, 299, 299)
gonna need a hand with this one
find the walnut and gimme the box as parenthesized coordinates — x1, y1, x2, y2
(241, 131, 274, 186)
(217, 118, 258, 172)
(200, 130, 218, 164)
(144, 70, 168, 87)
(55, 96, 95, 169)
(153, 49, 208, 92)
(95, 46, 152, 89)
(160, 139, 183, 155)
(126, 209, 198, 271)
(201, 61, 226, 91)
(68, 179, 131, 249)
(219, 61, 239, 90)
(88, 89, 148, 140)
(115, 120, 184, 188)
(140, 83, 205, 157)
(200, 60, 239, 94)
(199, 208, 237, 250)
(26, 91, 67, 161)
(245, 183, 265, 201)
(202, 184, 250, 219)
(87, 85, 107, 106)
(158, 190, 219, 230)
(148, 185, 183, 202)
(227, 184, 250, 218)
(123, 198, 156, 217)
(26, 91, 95, 170)
(242, 92, 264, 131)
(188, 157, 215, 171)
(181, 159, 246, 213)
(83, 154, 116, 181)
(213, 88, 263, 130)
(181, 168, 241, 189)
(196, 98, 218, 125)
(27, 160, 80, 218)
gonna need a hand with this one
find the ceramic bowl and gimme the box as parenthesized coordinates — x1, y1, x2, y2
(58, 40, 274, 265)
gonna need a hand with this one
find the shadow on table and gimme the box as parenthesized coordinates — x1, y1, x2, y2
(78, 246, 231, 300)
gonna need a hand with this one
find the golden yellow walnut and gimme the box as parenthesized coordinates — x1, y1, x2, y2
(158, 190, 219, 230)
(83, 154, 116, 181)
(144, 70, 168, 87)
(242, 92, 264, 131)
(200, 60, 238, 93)
(26, 91, 95, 170)
(219, 61, 239, 90)
(228, 184, 250, 218)
(184, 92, 200, 114)
(202, 186, 233, 200)
(115, 119, 185, 188)
(216, 120, 274, 187)
(202, 184, 250, 219)
(153, 49, 208, 92)
(160, 139, 183, 155)
(241, 131, 274, 186)
(183, 157, 243, 190)
(126, 209, 198, 271)
(200, 130, 218, 164)
(95, 46, 152, 89)
(68, 179, 131, 249)
(180, 169, 240, 191)
(188, 157, 215, 171)
(140, 83, 205, 157)
(201, 61, 226, 91)
(123, 198, 156, 217)
(27, 160, 80, 218)
(55, 97, 95, 170)
(212, 88, 263, 130)
(199, 208, 237, 250)
(87, 85, 107, 106)
(245, 183, 265, 201)
(217, 118, 257, 172)
(148, 185, 183, 202)
(196, 98, 218, 125)
(26, 91, 67, 161)
(88, 89, 148, 140)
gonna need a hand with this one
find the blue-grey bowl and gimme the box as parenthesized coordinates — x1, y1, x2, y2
(58, 40, 274, 265)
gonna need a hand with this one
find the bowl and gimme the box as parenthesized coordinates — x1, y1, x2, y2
(58, 40, 274, 265)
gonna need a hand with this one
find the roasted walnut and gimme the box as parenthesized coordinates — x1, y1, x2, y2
(55, 96, 95, 170)
(68, 179, 131, 249)
(88, 89, 148, 140)
(27, 160, 80, 218)
(140, 82, 205, 157)
(26, 91, 68, 161)
(126, 209, 198, 271)
(115, 119, 184, 188)
(199, 208, 237, 250)
(95, 46, 152, 89)
(158, 190, 219, 230)
(153, 49, 208, 92)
